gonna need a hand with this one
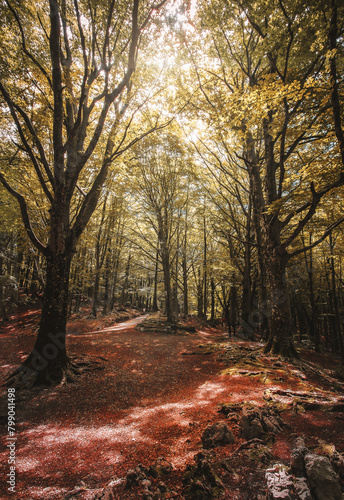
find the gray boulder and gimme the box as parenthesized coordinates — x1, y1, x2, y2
(201, 421, 235, 449)
(294, 477, 313, 500)
(290, 438, 309, 477)
(265, 464, 297, 499)
(304, 453, 342, 500)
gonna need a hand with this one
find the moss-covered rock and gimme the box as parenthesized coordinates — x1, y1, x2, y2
(201, 421, 235, 449)
(182, 451, 224, 500)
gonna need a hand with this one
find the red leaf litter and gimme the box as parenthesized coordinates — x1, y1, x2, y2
(1, 311, 344, 499)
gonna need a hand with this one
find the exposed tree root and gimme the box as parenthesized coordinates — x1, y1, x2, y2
(4, 355, 105, 391)
(264, 387, 344, 411)
(232, 438, 265, 455)
(295, 359, 344, 392)
(264, 337, 299, 359)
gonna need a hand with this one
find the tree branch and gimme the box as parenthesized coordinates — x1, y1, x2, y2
(0, 82, 54, 202)
(329, 0, 344, 170)
(281, 182, 321, 250)
(50, 0, 65, 185)
(5, 0, 53, 89)
(288, 215, 344, 259)
(0, 171, 47, 255)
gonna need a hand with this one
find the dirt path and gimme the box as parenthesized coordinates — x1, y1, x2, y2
(0, 316, 235, 499)
(1, 316, 344, 499)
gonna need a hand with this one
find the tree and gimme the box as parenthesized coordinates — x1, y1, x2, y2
(127, 131, 191, 322)
(185, 0, 344, 356)
(0, 0, 169, 387)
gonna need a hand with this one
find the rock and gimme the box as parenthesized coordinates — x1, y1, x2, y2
(124, 460, 172, 499)
(265, 464, 297, 499)
(239, 405, 287, 442)
(125, 465, 149, 488)
(294, 477, 312, 500)
(241, 415, 265, 440)
(92, 485, 115, 499)
(290, 438, 309, 477)
(304, 453, 342, 500)
(149, 457, 174, 477)
(141, 479, 152, 490)
(186, 479, 213, 500)
(158, 481, 167, 493)
(183, 451, 224, 499)
(141, 491, 153, 500)
(201, 421, 235, 449)
(263, 414, 285, 434)
(248, 444, 273, 464)
(330, 451, 344, 482)
(290, 448, 307, 478)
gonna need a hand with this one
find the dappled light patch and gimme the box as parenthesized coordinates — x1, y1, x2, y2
(16, 456, 41, 472)
(195, 381, 228, 401)
(25, 486, 69, 499)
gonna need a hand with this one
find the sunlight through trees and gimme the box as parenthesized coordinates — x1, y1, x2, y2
(0, 0, 343, 386)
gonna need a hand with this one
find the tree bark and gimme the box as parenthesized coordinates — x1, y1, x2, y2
(182, 252, 188, 316)
(11, 251, 74, 387)
(329, 233, 344, 361)
(230, 285, 237, 336)
(203, 211, 208, 320)
(240, 199, 252, 327)
(264, 248, 297, 357)
(210, 278, 215, 322)
(152, 244, 159, 312)
(160, 238, 173, 322)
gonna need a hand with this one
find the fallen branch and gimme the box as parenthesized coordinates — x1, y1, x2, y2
(232, 438, 265, 455)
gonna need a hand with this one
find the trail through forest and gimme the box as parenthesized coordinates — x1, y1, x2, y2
(1, 313, 344, 499)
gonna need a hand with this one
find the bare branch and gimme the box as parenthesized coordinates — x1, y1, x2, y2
(49, 0, 65, 185)
(5, 0, 53, 89)
(288, 216, 344, 259)
(0, 82, 54, 202)
(0, 171, 47, 255)
(281, 182, 321, 250)
(140, 0, 169, 31)
(329, 0, 344, 169)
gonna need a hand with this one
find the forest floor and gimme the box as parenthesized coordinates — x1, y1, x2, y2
(0, 308, 344, 499)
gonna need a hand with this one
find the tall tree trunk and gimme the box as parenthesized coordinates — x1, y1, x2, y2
(173, 220, 180, 318)
(210, 278, 215, 322)
(240, 199, 252, 329)
(230, 285, 237, 336)
(161, 238, 173, 322)
(92, 195, 108, 317)
(203, 211, 207, 320)
(182, 202, 189, 317)
(196, 267, 203, 319)
(303, 234, 320, 352)
(0, 255, 9, 322)
(182, 253, 188, 316)
(15, 251, 74, 386)
(102, 250, 111, 315)
(92, 272, 101, 318)
(264, 248, 297, 357)
(329, 233, 344, 361)
(120, 253, 131, 306)
(152, 243, 159, 312)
